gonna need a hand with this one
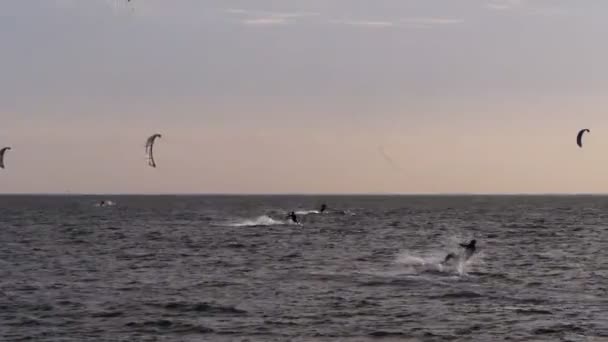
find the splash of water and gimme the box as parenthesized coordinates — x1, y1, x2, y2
(224, 215, 301, 227)
(295, 210, 320, 215)
(395, 249, 477, 276)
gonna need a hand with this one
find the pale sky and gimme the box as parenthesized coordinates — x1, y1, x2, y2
(2, 0, 608, 194)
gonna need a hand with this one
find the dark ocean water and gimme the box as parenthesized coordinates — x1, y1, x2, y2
(0, 195, 607, 341)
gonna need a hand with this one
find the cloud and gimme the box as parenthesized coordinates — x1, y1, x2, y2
(402, 17, 464, 28)
(485, 0, 525, 11)
(403, 18, 464, 25)
(330, 17, 462, 29)
(243, 18, 287, 26)
(226, 8, 461, 30)
(330, 19, 396, 28)
(225, 8, 319, 26)
(484, 0, 566, 17)
(225, 8, 318, 18)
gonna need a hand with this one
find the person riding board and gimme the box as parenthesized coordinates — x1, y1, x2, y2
(460, 239, 476, 261)
(286, 211, 299, 224)
(442, 239, 477, 264)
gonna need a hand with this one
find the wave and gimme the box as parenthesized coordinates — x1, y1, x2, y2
(337, 209, 356, 216)
(429, 291, 484, 299)
(295, 210, 320, 215)
(222, 215, 301, 227)
(125, 320, 214, 334)
(534, 324, 584, 335)
(91, 311, 123, 318)
(295, 208, 353, 216)
(513, 308, 553, 315)
(369, 331, 411, 338)
(159, 301, 247, 315)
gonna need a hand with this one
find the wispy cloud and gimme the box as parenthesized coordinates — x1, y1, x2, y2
(485, 0, 566, 17)
(402, 17, 464, 28)
(330, 17, 462, 30)
(243, 18, 287, 26)
(485, 0, 525, 11)
(225, 8, 319, 26)
(330, 19, 396, 29)
(225, 8, 318, 18)
(52, 0, 134, 15)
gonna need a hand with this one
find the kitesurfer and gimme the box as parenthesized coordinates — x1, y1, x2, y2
(286, 211, 299, 224)
(319, 204, 327, 213)
(459, 239, 477, 261)
(443, 253, 456, 264)
(442, 240, 477, 265)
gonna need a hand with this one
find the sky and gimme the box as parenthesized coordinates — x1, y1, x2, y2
(2, 0, 608, 194)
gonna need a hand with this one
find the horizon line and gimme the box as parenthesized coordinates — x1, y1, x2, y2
(1, 192, 608, 196)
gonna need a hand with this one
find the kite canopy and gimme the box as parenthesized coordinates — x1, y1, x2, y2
(577, 129, 590, 148)
(0, 147, 11, 169)
(145, 134, 162, 168)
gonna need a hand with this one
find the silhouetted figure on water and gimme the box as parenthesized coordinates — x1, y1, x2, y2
(286, 211, 299, 224)
(443, 239, 477, 264)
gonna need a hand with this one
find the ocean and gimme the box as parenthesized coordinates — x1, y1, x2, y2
(0, 195, 607, 341)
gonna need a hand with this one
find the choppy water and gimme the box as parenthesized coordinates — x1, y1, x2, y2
(1, 195, 607, 341)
